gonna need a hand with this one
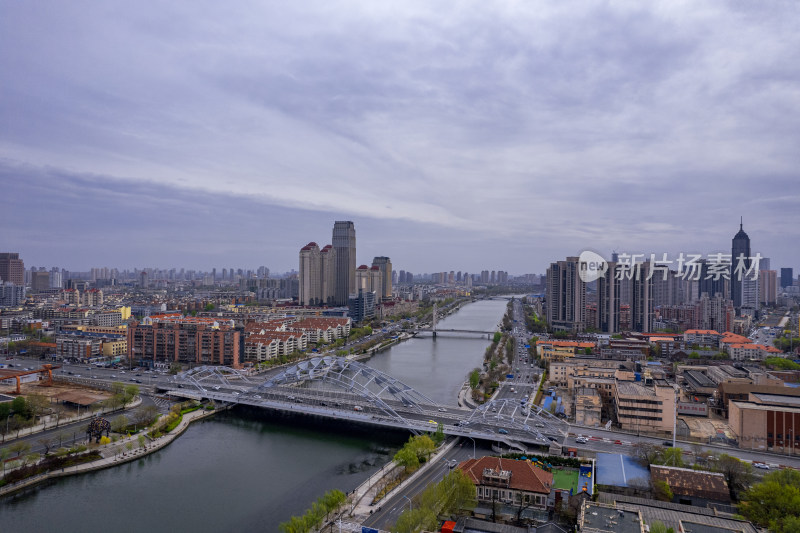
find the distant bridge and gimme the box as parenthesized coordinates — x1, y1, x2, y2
(160, 357, 566, 449)
(412, 328, 496, 339)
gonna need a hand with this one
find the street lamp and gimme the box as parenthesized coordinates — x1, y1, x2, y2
(403, 495, 412, 511)
(466, 436, 476, 459)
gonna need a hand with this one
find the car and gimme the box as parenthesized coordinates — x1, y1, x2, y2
(498, 428, 509, 435)
(448, 459, 458, 468)
(213, 386, 220, 390)
(111, 374, 116, 378)
(754, 462, 770, 469)
(288, 395, 296, 401)
(576, 437, 588, 444)
(428, 420, 436, 424)
(233, 391, 240, 396)
(663, 441, 673, 447)
(438, 407, 446, 412)
(353, 406, 363, 412)
(253, 394, 262, 399)
(548, 436, 558, 442)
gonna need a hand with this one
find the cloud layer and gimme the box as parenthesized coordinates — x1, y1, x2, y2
(1, 1, 799, 272)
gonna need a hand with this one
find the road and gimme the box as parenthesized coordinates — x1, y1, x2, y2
(362, 439, 491, 530)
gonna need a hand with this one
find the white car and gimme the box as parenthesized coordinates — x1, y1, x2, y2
(753, 462, 770, 469)
(576, 437, 589, 444)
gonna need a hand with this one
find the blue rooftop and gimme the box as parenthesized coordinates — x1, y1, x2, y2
(596, 453, 650, 488)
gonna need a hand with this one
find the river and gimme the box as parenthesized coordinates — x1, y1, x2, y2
(0, 298, 509, 532)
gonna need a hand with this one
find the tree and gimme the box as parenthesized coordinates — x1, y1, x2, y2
(130, 405, 159, 429)
(394, 445, 420, 473)
(740, 469, 800, 533)
(659, 447, 685, 468)
(8, 440, 31, 459)
(649, 521, 674, 533)
(469, 368, 480, 389)
(713, 454, 754, 501)
(632, 442, 664, 466)
(652, 479, 673, 501)
(27, 394, 50, 425)
(10, 396, 29, 419)
(432, 423, 445, 446)
(36, 435, 57, 455)
(111, 415, 129, 434)
(137, 434, 146, 450)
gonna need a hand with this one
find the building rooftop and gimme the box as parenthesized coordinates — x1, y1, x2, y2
(649, 465, 730, 503)
(616, 381, 656, 397)
(580, 502, 643, 533)
(458, 456, 553, 495)
(597, 493, 757, 533)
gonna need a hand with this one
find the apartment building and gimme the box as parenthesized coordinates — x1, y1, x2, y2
(615, 379, 676, 433)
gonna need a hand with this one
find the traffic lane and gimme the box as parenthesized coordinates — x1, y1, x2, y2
(364, 441, 485, 529)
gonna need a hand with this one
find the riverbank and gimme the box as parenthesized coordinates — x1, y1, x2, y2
(0, 403, 222, 497)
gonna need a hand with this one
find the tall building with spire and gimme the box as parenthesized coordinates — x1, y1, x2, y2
(332, 221, 356, 305)
(731, 218, 751, 312)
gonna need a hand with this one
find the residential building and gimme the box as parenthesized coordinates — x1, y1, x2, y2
(546, 257, 586, 333)
(371, 256, 392, 300)
(299, 242, 322, 306)
(759, 269, 778, 305)
(595, 261, 619, 333)
(0, 282, 26, 307)
(127, 316, 242, 368)
(244, 332, 307, 362)
(320, 245, 337, 305)
(630, 261, 653, 332)
(332, 221, 356, 306)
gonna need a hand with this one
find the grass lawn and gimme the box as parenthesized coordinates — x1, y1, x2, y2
(551, 468, 579, 493)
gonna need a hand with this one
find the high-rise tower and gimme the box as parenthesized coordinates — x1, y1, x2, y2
(332, 221, 356, 305)
(731, 218, 751, 312)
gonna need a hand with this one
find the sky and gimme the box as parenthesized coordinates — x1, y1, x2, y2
(1, 1, 799, 275)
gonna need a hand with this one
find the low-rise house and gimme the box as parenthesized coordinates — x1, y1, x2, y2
(649, 465, 731, 507)
(458, 457, 553, 522)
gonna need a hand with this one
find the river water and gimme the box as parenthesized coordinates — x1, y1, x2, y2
(0, 299, 508, 532)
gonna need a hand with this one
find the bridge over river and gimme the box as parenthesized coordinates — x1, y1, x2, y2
(160, 356, 566, 450)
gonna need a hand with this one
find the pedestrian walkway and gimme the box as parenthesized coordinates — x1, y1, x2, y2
(0, 403, 218, 497)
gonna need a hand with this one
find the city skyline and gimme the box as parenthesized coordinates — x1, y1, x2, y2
(2, 2, 799, 273)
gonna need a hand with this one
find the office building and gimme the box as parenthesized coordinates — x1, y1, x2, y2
(348, 288, 375, 322)
(781, 268, 794, 289)
(0, 253, 24, 285)
(332, 221, 356, 306)
(730, 219, 751, 312)
(545, 257, 586, 333)
(31, 271, 50, 292)
(698, 259, 728, 300)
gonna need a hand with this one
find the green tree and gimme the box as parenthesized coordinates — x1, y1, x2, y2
(394, 446, 420, 473)
(137, 434, 146, 450)
(740, 469, 800, 532)
(469, 368, 480, 389)
(432, 423, 445, 446)
(659, 447, 685, 468)
(10, 396, 29, 418)
(27, 393, 50, 424)
(392, 507, 438, 533)
(649, 520, 674, 533)
(8, 440, 31, 459)
(714, 454, 754, 501)
(204, 303, 215, 311)
(493, 332, 502, 343)
(653, 480, 673, 501)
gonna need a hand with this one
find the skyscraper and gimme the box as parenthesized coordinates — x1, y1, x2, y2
(781, 268, 794, 289)
(320, 245, 337, 305)
(0, 253, 24, 285)
(730, 219, 751, 312)
(596, 261, 620, 333)
(371, 256, 392, 300)
(299, 242, 322, 306)
(332, 221, 356, 305)
(545, 257, 586, 333)
(631, 262, 654, 332)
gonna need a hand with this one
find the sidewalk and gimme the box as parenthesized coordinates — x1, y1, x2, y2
(1, 396, 143, 444)
(348, 438, 459, 522)
(0, 403, 218, 497)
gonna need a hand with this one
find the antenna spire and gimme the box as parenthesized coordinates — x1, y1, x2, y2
(740, 216, 743, 230)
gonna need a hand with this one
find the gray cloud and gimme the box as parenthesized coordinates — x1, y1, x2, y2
(1, 1, 799, 273)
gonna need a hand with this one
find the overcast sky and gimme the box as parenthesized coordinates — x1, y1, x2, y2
(2, 1, 799, 275)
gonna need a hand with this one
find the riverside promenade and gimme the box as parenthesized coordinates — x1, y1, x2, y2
(0, 404, 219, 497)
